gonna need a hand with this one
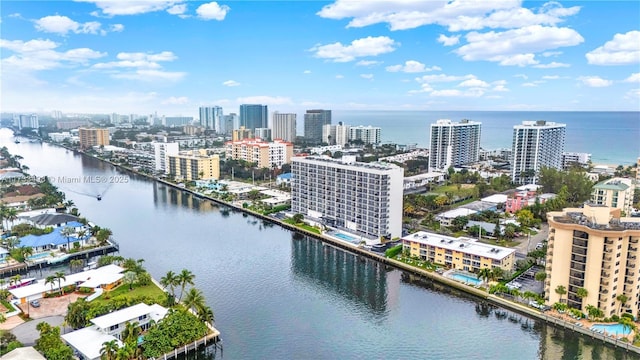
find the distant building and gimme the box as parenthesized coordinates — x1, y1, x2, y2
(164, 116, 193, 127)
(511, 120, 566, 184)
(291, 155, 404, 239)
(56, 120, 90, 130)
(304, 109, 332, 144)
(254, 128, 272, 141)
(78, 128, 109, 149)
(199, 106, 223, 132)
(479, 148, 512, 161)
(349, 125, 381, 145)
(436, 208, 478, 227)
(168, 150, 220, 180)
(562, 152, 591, 169)
(402, 231, 515, 272)
(276, 173, 292, 186)
(14, 114, 39, 129)
(591, 177, 636, 215)
(152, 142, 179, 173)
(545, 205, 640, 318)
(505, 190, 555, 213)
(271, 112, 297, 142)
(183, 125, 204, 136)
(223, 113, 238, 135)
(239, 104, 268, 131)
(232, 126, 253, 141)
(429, 119, 481, 171)
(225, 139, 293, 168)
(322, 123, 350, 146)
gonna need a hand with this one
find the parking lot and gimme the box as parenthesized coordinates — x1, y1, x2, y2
(506, 265, 544, 295)
(16, 293, 86, 320)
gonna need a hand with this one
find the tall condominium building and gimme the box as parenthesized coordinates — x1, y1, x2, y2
(239, 104, 268, 131)
(78, 128, 110, 149)
(223, 113, 238, 135)
(291, 155, 404, 239)
(544, 204, 640, 318)
(561, 152, 591, 170)
(304, 109, 332, 144)
(591, 178, 636, 215)
(225, 139, 293, 168)
(14, 114, 39, 130)
(511, 120, 566, 185)
(168, 150, 220, 181)
(163, 117, 193, 127)
(232, 126, 253, 141)
(254, 128, 272, 141)
(349, 125, 382, 145)
(271, 112, 297, 142)
(322, 123, 350, 146)
(152, 142, 179, 173)
(402, 231, 515, 272)
(429, 119, 481, 171)
(199, 106, 223, 132)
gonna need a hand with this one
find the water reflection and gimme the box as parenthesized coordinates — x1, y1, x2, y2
(152, 182, 218, 212)
(290, 236, 397, 315)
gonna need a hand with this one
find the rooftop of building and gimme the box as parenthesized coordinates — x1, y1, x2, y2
(433, 119, 481, 125)
(1, 346, 46, 360)
(516, 120, 566, 127)
(293, 155, 402, 171)
(403, 231, 515, 260)
(594, 177, 633, 191)
(551, 205, 640, 231)
(62, 326, 123, 360)
(436, 208, 478, 219)
(91, 303, 168, 329)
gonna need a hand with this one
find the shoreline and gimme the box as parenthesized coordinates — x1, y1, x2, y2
(44, 141, 640, 354)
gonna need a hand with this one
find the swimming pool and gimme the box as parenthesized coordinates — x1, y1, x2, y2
(450, 273, 483, 286)
(590, 323, 632, 336)
(333, 232, 358, 243)
(27, 253, 50, 260)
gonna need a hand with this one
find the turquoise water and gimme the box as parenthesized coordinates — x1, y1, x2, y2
(590, 323, 632, 336)
(333, 232, 357, 242)
(27, 252, 50, 260)
(451, 273, 483, 286)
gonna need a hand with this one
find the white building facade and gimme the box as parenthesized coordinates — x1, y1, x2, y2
(152, 142, 179, 173)
(291, 155, 404, 239)
(429, 119, 481, 171)
(271, 112, 297, 142)
(348, 125, 381, 145)
(511, 120, 566, 184)
(199, 106, 223, 132)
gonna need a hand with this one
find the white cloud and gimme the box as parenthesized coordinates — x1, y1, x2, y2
(386, 60, 440, 73)
(196, 2, 230, 21)
(162, 96, 189, 105)
(356, 60, 382, 66)
(437, 34, 459, 46)
(458, 78, 489, 87)
(34, 15, 112, 36)
(408, 83, 434, 94)
(116, 51, 177, 62)
(236, 96, 293, 105)
(542, 75, 560, 80)
(110, 24, 124, 32)
(92, 51, 184, 82)
(9, 13, 22, 18)
(167, 4, 187, 15)
(335, 74, 344, 79)
(360, 73, 374, 79)
(624, 73, 640, 83)
(456, 25, 583, 66)
(429, 88, 486, 97)
(514, 74, 528, 80)
(0, 39, 105, 70)
(222, 80, 240, 87)
(303, 70, 312, 74)
(586, 30, 640, 66)
(416, 74, 474, 83)
(75, 0, 186, 16)
(533, 61, 570, 68)
(542, 50, 562, 57)
(112, 69, 186, 82)
(625, 89, 640, 100)
(579, 76, 612, 88)
(310, 36, 397, 62)
(522, 82, 538, 87)
(317, 1, 580, 32)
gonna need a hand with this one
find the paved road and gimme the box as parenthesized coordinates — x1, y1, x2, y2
(514, 223, 549, 255)
(11, 316, 67, 346)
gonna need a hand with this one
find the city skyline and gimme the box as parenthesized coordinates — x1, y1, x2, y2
(1, 1, 639, 115)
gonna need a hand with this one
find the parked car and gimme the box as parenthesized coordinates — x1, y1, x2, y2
(30, 299, 40, 308)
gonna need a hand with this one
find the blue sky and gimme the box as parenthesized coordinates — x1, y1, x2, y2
(1, 1, 639, 116)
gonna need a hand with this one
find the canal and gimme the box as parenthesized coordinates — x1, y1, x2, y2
(1, 129, 635, 359)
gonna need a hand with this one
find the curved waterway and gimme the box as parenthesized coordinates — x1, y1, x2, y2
(1, 129, 635, 359)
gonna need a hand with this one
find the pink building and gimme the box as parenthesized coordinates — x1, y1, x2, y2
(505, 191, 555, 213)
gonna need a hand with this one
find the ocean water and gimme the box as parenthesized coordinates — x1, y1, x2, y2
(332, 111, 640, 165)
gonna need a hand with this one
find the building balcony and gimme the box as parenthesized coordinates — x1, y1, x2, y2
(600, 280, 610, 286)
(605, 239, 614, 245)
(629, 264, 637, 269)
(631, 238, 639, 244)
(603, 255, 613, 262)
(630, 247, 638, 252)
(599, 294, 609, 302)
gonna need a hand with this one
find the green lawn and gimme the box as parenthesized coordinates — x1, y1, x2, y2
(93, 283, 165, 305)
(478, 238, 519, 248)
(431, 184, 476, 195)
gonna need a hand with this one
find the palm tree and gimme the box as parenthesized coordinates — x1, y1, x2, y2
(576, 287, 588, 305)
(4, 208, 17, 231)
(160, 270, 179, 298)
(477, 268, 492, 284)
(9, 275, 21, 288)
(616, 293, 629, 315)
(54, 271, 66, 295)
(100, 339, 119, 360)
(177, 269, 195, 302)
(198, 306, 215, 326)
(183, 288, 206, 313)
(491, 267, 504, 282)
(60, 226, 75, 252)
(123, 271, 137, 291)
(120, 321, 141, 345)
(45, 275, 57, 293)
(70, 259, 84, 273)
(555, 285, 567, 304)
(20, 246, 34, 262)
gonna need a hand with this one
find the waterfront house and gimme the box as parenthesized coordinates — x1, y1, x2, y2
(435, 208, 478, 227)
(62, 303, 168, 360)
(9, 264, 125, 304)
(28, 213, 81, 229)
(276, 173, 292, 186)
(19, 222, 90, 253)
(402, 231, 515, 272)
(0, 247, 9, 263)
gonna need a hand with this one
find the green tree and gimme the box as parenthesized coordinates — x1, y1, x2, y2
(292, 213, 304, 224)
(60, 226, 75, 252)
(616, 293, 629, 315)
(123, 271, 138, 291)
(96, 228, 113, 246)
(576, 287, 588, 305)
(65, 298, 91, 329)
(477, 268, 492, 283)
(160, 270, 179, 299)
(177, 269, 195, 302)
(516, 209, 536, 229)
(450, 216, 469, 232)
(54, 271, 66, 295)
(100, 339, 119, 360)
(534, 271, 547, 282)
(69, 259, 84, 273)
(45, 275, 57, 293)
(183, 288, 206, 313)
(555, 285, 567, 304)
(142, 308, 209, 359)
(34, 323, 73, 360)
(121, 321, 141, 345)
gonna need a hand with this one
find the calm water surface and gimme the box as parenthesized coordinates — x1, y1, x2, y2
(1, 129, 635, 359)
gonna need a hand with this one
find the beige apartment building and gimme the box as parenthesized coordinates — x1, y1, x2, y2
(168, 150, 220, 181)
(78, 128, 109, 149)
(545, 204, 640, 318)
(402, 231, 515, 272)
(225, 138, 293, 169)
(591, 177, 635, 215)
(232, 126, 253, 141)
